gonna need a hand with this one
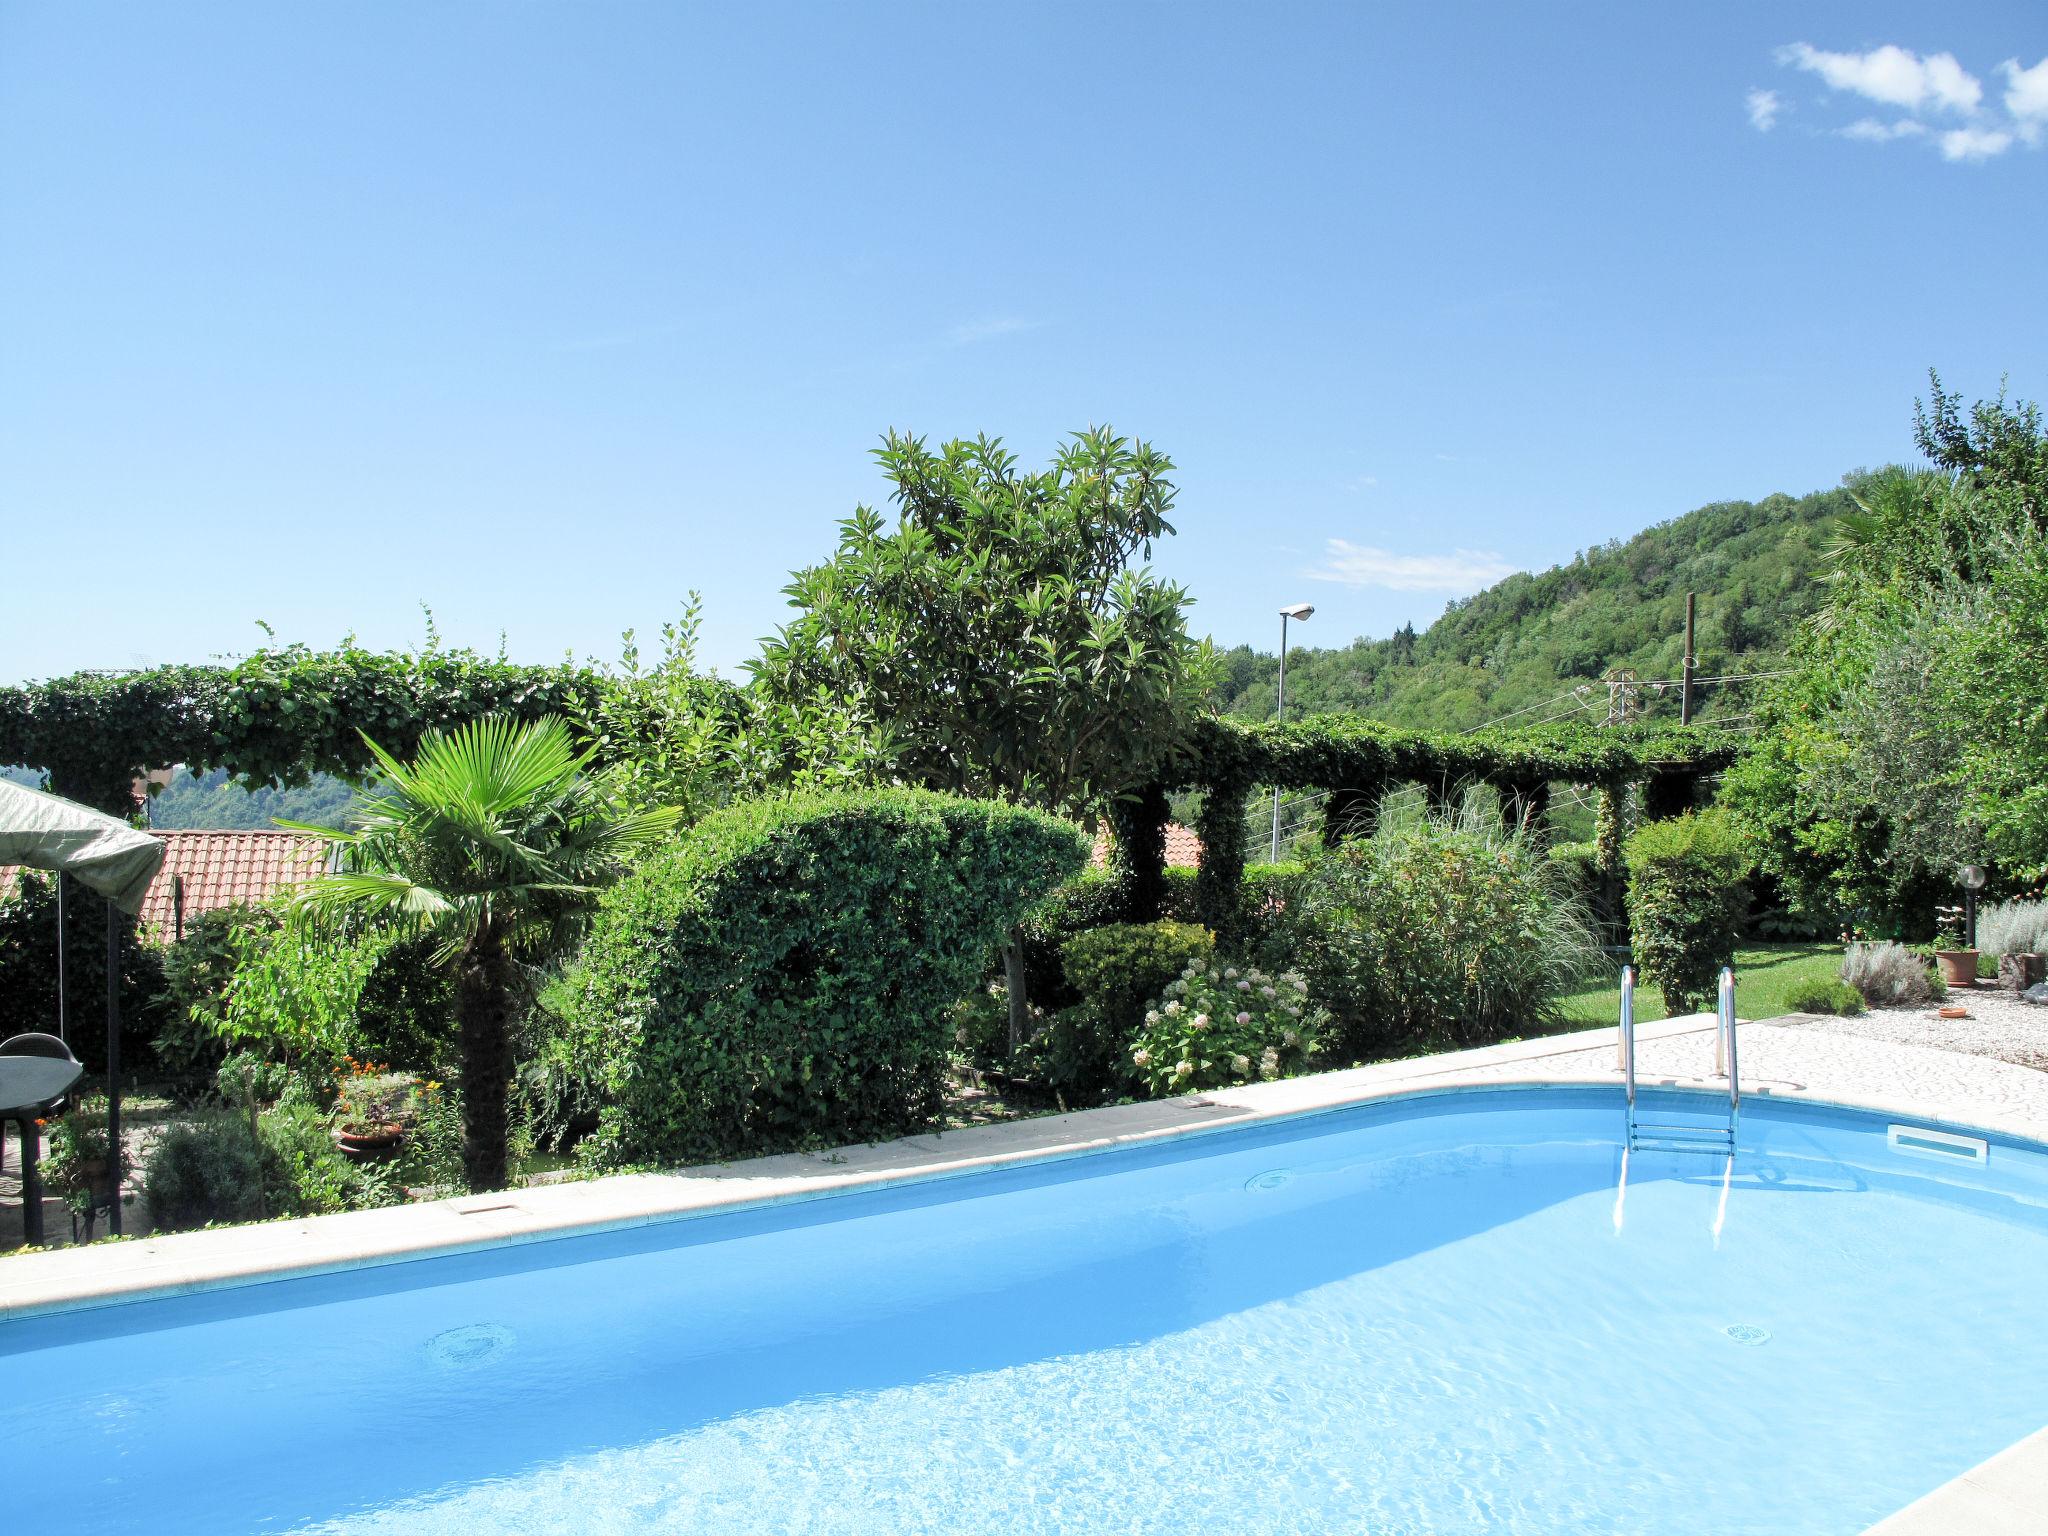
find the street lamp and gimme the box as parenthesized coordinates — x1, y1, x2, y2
(1271, 603, 1314, 861)
(1960, 863, 1988, 951)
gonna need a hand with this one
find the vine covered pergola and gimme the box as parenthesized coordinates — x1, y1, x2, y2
(1104, 714, 1741, 936)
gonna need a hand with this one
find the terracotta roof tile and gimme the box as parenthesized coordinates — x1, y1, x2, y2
(1089, 821, 1203, 872)
(3, 830, 331, 937)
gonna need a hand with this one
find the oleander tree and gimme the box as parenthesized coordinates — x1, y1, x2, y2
(755, 427, 1215, 1049)
(289, 715, 681, 1191)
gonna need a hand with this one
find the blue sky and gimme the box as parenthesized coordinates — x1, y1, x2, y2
(3, 3, 2044, 681)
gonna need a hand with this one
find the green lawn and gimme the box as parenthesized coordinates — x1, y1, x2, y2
(1551, 943, 1842, 1031)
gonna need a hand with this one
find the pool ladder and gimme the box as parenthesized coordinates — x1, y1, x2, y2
(1618, 966, 1740, 1155)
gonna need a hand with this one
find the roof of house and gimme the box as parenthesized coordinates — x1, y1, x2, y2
(1089, 821, 1203, 872)
(2, 828, 332, 937)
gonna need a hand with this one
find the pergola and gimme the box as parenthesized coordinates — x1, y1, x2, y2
(0, 777, 165, 1240)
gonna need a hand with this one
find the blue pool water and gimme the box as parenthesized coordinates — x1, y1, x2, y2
(7, 1087, 2048, 1534)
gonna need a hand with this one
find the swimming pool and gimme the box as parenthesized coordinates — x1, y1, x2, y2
(6, 1086, 2046, 1534)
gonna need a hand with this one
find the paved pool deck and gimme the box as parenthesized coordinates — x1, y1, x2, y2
(4, 1009, 2045, 1533)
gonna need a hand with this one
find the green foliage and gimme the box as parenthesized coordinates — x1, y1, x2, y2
(568, 594, 885, 823)
(1062, 922, 1218, 1039)
(289, 714, 681, 1193)
(759, 429, 1214, 818)
(1782, 977, 1866, 1016)
(1129, 959, 1321, 1095)
(141, 1102, 393, 1231)
(151, 905, 265, 1097)
(1278, 807, 1600, 1059)
(216, 919, 387, 1090)
(1725, 379, 2048, 923)
(550, 788, 1091, 1169)
(1624, 809, 1753, 1012)
(1206, 488, 1848, 731)
(0, 870, 164, 1076)
(43, 1094, 113, 1217)
(142, 1111, 283, 1231)
(258, 1102, 400, 1215)
(1044, 921, 1216, 1099)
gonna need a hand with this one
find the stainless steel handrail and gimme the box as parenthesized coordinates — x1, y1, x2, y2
(1619, 965, 1636, 1107)
(1718, 965, 1740, 1112)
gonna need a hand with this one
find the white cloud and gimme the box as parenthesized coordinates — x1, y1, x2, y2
(1746, 88, 1783, 131)
(1940, 124, 2014, 161)
(1779, 42, 1982, 114)
(2005, 55, 2048, 142)
(1306, 540, 1517, 594)
(946, 316, 1038, 346)
(1841, 116, 1927, 142)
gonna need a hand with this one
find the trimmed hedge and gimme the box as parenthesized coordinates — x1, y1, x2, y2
(1624, 809, 1753, 1012)
(552, 788, 1090, 1168)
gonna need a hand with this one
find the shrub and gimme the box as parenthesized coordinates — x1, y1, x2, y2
(1062, 922, 1217, 1044)
(1277, 814, 1599, 1059)
(215, 918, 387, 1094)
(151, 905, 263, 1098)
(258, 1102, 399, 1214)
(1016, 869, 1123, 1008)
(1978, 899, 2048, 959)
(1842, 941, 1939, 1008)
(1624, 809, 1753, 1013)
(1783, 977, 1867, 1016)
(551, 788, 1091, 1169)
(1129, 959, 1321, 1095)
(142, 1112, 286, 1231)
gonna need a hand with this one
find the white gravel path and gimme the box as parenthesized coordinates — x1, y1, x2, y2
(1776, 986, 2048, 1073)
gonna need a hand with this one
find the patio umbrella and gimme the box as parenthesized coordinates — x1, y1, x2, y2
(0, 778, 164, 1236)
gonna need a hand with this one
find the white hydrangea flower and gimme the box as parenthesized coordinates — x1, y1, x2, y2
(1191, 1013, 1210, 1031)
(1236, 978, 1252, 992)
(1234, 1010, 1251, 1025)
(1260, 1046, 1281, 1078)
(1144, 1009, 1160, 1026)
(1281, 1029, 1299, 1047)
(1174, 1060, 1193, 1078)
(1132, 1047, 1152, 1067)
(1164, 999, 1182, 1016)
(1208, 969, 1221, 982)
(1224, 967, 1239, 979)
(1260, 985, 1277, 1000)
(1231, 1053, 1251, 1075)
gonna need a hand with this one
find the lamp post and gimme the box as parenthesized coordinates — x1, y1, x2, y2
(1271, 603, 1314, 862)
(1960, 863, 1988, 951)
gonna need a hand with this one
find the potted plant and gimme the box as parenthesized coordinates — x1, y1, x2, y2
(330, 1058, 405, 1161)
(42, 1094, 116, 1230)
(1933, 908, 1978, 991)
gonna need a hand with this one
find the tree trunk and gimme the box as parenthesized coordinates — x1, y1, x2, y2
(455, 932, 517, 1193)
(1002, 928, 1030, 1055)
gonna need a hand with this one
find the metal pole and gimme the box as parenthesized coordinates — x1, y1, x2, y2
(55, 871, 67, 1044)
(1719, 965, 1740, 1110)
(1270, 613, 1288, 863)
(1965, 886, 1978, 951)
(1680, 593, 1696, 726)
(106, 903, 123, 1237)
(1618, 966, 1636, 1105)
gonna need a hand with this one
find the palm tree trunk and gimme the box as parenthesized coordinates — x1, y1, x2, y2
(456, 931, 517, 1193)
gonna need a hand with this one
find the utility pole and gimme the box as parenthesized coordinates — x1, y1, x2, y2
(1679, 592, 1697, 727)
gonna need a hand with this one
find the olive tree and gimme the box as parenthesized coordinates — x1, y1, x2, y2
(755, 427, 1213, 1048)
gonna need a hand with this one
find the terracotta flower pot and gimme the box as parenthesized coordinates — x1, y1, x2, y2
(334, 1122, 404, 1161)
(1935, 950, 1978, 989)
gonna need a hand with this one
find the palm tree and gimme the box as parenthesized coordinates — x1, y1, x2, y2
(289, 715, 681, 1192)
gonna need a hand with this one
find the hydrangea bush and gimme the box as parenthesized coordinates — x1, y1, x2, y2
(1130, 960, 1322, 1096)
